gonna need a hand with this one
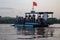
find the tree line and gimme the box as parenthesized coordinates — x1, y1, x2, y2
(0, 17, 16, 24)
(0, 16, 60, 24)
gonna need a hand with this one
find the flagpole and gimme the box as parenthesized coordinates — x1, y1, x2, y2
(32, 5, 34, 11)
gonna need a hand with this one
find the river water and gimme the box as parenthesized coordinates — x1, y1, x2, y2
(0, 24, 60, 40)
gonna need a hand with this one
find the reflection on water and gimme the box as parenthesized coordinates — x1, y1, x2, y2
(0, 24, 60, 40)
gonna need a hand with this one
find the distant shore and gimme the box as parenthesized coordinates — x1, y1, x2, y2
(0, 16, 60, 24)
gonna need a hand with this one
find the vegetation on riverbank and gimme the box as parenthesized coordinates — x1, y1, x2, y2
(0, 16, 16, 24)
(0, 16, 60, 24)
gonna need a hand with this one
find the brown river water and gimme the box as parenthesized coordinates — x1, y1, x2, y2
(0, 24, 60, 40)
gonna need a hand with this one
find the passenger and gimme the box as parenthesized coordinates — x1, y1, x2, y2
(21, 17, 23, 24)
(37, 16, 43, 25)
(33, 14, 35, 17)
(18, 17, 21, 24)
(37, 16, 41, 22)
(25, 15, 28, 19)
(32, 14, 36, 22)
(29, 14, 31, 19)
(15, 16, 19, 24)
(29, 14, 31, 17)
(31, 16, 33, 22)
(25, 15, 29, 22)
(28, 14, 31, 22)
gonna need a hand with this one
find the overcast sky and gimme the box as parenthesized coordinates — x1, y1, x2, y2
(0, 0, 60, 18)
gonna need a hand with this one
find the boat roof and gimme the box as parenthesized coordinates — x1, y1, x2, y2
(25, 11, 53, 14)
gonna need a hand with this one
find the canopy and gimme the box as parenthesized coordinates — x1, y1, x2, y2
(25, 11, 53, 14)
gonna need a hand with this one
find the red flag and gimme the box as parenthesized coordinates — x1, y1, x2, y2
(33, 2, 37, 6)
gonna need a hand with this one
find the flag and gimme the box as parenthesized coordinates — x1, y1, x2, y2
(33, 2, 37, 6)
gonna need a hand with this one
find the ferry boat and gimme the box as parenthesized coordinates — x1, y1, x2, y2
(14, 11, 53, 28)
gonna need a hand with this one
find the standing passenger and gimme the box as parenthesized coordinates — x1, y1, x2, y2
(25, 15, 29, 22)
(33, 14, 36, 22)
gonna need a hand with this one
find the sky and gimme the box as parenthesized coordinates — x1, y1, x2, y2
(0, 0, 60, 18)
